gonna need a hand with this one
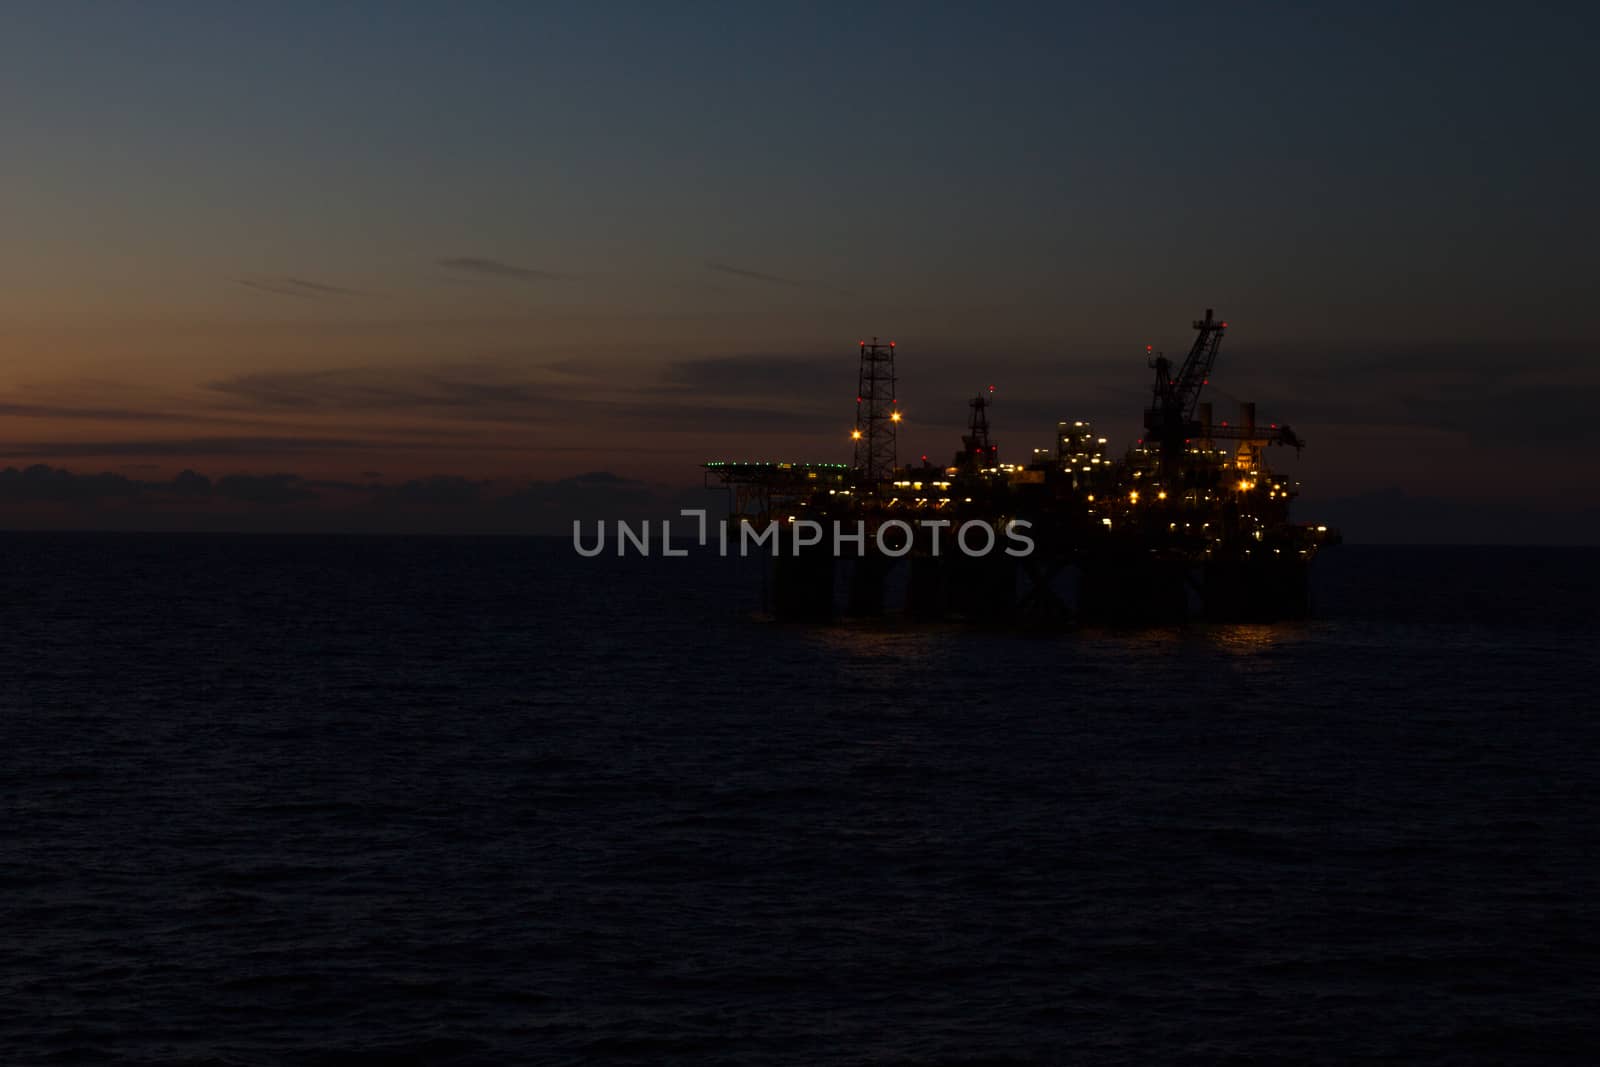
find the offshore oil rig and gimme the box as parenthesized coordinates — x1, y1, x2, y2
(704, 310, 1339, 624)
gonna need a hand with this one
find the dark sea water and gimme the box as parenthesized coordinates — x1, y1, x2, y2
(3, 534, 1598, 1065)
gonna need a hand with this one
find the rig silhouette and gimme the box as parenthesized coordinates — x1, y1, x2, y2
(705, 310, 1339, 623)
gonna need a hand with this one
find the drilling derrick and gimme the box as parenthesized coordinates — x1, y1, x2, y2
(852, 338, 899, 484)
(1145, 308, 1226, 461)
(956, 389, 996, 470)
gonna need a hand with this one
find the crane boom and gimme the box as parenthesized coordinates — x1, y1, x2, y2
(1144, 308, 1227, 459)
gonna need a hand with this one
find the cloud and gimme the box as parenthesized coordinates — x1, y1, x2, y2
(372, 475, 488, 508)
(706, 262, 808, 287)
(0, 466, 318, 509)
(0, 397, 303, 431)
(437, 257, 570, 282)
(0, 465, 142, 502)
(213, 473, 318, 505)
(236, 275, 361, 298)
(0, 464, 720, 535)
(497, 471, 651, 513)
(208, 366, 552, 416)
(280, 277, 360, 296)
(206, 363, 827, 431)
(705, 261, 854, 296)
(0, 382, 368, 430)
(0, 401, 177, 421)
(171, 469, 212, 496)
(0, 436, 370, 459)
(664, 353, 838, 396)
(1217, 340, 1600, 449)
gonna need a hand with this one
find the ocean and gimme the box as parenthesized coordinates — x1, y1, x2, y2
(3, 534, 1597, 1064)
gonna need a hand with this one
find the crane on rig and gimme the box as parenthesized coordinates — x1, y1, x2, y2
(1143, 309, 1303, 460)
(1144, 308, 1227, 460)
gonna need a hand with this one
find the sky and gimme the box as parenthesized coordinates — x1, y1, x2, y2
(3, 2, 1597, 540)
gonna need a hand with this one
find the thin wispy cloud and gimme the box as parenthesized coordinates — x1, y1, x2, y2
(0, 433, 583, 462)
(280, 277, 360, 296)
(0, 393, 350, 431)
(208, 367, 551, 414)
(706, 262, 806, 287)
(235, 275, 361, 298)
(207, 363, 824, 431)
(706, 261, 854, 297)
(0, 436, 371, 459)
(0, 401, 176, 421)
(0, 464, 719, 536)
(437, 257, 571, 282)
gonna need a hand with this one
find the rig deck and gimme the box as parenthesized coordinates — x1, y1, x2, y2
(705, 312, 1340, 624)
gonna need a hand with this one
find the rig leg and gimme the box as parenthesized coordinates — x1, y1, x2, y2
(771, 545, 835, 622)
(904, 554, 946, 619)
(1017, 553, 1072, 625)
(946, 553, 1017, 622)
(1077, 552, 1188, 624)
(845, 551, 894, 617)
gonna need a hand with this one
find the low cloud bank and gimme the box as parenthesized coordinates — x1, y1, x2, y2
(0, 465, 719, 535)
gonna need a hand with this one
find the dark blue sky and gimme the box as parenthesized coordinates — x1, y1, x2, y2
(3, 3, 1597, 539)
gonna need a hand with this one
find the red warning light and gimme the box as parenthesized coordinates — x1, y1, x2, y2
(1220, 321, 1228, 328)
(889, 341, 896, 347)
(1221, 421, 1229, 427)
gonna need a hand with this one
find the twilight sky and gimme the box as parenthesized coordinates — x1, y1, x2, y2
(3, 2, 1597, 539)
